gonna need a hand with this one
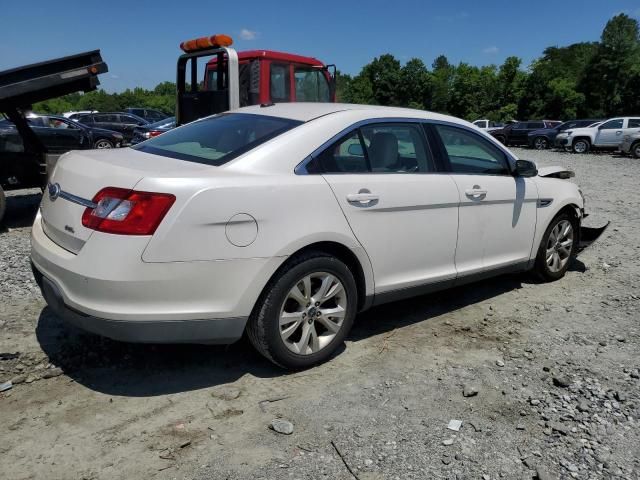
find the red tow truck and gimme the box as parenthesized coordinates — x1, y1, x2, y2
(176, 33, 335, 125)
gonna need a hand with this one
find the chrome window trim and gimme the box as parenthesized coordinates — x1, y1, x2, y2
(295, 117, 518, 175)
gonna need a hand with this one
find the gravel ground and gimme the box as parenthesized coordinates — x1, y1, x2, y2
(0, 148, 638, 480)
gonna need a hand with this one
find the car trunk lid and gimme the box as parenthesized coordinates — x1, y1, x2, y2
(40, 148, 210, 253)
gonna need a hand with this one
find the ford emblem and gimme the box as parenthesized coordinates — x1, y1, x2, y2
(48, 182, 61, 201)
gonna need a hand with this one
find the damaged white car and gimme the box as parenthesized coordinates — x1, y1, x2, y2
(30, 103, 607, 369)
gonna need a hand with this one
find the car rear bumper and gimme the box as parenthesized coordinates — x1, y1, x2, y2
(30, 212, 282, 343)
(32, 267, 247, 344)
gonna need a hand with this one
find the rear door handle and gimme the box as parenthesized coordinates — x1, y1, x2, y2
(346, 190, 379, 206)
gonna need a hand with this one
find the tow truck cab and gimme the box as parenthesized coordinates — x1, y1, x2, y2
(176, 34, 335, 125)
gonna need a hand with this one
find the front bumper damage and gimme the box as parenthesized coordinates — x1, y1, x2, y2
(577, 221, 610, 254)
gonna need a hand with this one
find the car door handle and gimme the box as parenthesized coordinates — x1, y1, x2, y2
(465, 187, 487, 199)
(346, 192, 379, 205)
(616, 131, 622, 135)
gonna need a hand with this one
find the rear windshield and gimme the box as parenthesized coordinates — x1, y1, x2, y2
(132, 113, 302, 166)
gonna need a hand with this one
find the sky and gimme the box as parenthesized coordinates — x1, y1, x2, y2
(1, 0, 639, 92)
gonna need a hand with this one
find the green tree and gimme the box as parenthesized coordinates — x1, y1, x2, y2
(431, 55, 454, 114)
(579, 14, 640, 116)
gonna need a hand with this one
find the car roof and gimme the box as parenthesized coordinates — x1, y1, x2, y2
(233, 102, 466, 124)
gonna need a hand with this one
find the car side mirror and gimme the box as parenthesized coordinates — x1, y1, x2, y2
(347, 144, 364, 156)
(514, 159, 538, 177)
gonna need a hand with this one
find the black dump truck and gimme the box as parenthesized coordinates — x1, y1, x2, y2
(0, 51, 108, 223)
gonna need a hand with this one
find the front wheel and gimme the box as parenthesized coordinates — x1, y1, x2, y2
(533, 137, 549, 150)
(572, 139, 590, 154)
(533, 213, 577, 281)
(93, 139, 113, 149)
(247, 252, 358, 369)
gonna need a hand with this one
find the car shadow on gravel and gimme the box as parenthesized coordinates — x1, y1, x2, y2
(35, 307, 285, 397)
(34, 263, 587, 397)
(349, 260, 584, 340)
(0, 192, 41, 232)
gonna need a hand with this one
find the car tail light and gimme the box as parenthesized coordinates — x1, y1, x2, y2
(143, 130, 163, 139)
(82, 187, 175, 235)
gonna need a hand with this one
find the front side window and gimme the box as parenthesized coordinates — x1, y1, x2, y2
(294, 67, 330, 102)
(133, 113, 301, 166)
(527, 122, 545, 129)
(311, 123, 433, 174)
(270, 63, 290, 102)
(435, 124, 510, 175)
(600, 119, 623, 129)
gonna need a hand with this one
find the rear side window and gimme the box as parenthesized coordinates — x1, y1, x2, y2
(527, 122, 545, 129)
(311, 123, 434, 174)
(133, 113, 301, 166)
(435, 124, 510, 175)
(628, 119, 640, 128)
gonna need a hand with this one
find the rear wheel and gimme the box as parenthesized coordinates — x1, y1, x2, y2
(247, 252, 357, 369)
(0, 186, 6, 225)
(93, 139, 113, 149)
(632, 142, 640, 159)
(572, 138, 590, 154)
(533, 137, 549, 150)
(494, 135, 506, 145)
(533, 212, 577, 281)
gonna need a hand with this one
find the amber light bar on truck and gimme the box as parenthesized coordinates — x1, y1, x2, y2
(179, 34, 233, 53)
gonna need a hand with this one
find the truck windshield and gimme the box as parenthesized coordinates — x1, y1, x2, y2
(132, 113, 301, 166)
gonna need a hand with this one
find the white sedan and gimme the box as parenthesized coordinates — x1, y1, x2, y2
(31, 103, 606, 369)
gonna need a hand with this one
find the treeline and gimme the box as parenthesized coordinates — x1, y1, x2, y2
(337, 14, 640, 121)
(34, 82, 176, 115)
(35, 14, 640, 122)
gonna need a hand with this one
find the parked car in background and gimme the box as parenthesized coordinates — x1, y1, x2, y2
(528, 119, 602, 150)
(620, 131, 640, 158)
(63, 110, 98, 119)
(130, 117, 176, 145)
(74, 112, 149, 143)
(30, 103, 606, 369)
(473, 119, 503, 131)
(490, 120, 561, 146)
(124, 108, 171, 123)
(554, 122, 601, 149)
(0, 114, 123, 152)
(557, 117, 640, 153)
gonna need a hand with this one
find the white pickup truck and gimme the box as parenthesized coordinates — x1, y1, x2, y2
(472, 119, 503, 131)
(556, 117, 640, 153)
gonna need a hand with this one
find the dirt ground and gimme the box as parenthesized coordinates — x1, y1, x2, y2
(0, 148, 638, 480)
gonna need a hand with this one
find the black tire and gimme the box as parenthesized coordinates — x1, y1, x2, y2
(93, 138, 113, 149)
(533, 137, 549, 150)
(632, 142, 640, 159)
(246, 251, 358, 370)
(0, 186, 6, 225)
(572, 138, 590, 154)
(494, 135, 506, 145)
(533, 212, 578, 282)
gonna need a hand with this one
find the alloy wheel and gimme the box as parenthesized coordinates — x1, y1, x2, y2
(534, 137, 548, 150)
(546, 220, 574, 273)
(279, 272, 347, 355)
(95, 140, 113, 149)
(573, 140, 588, 154)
